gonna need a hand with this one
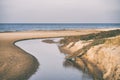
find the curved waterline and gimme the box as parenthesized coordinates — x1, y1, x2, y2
(15, 38, 93, 80)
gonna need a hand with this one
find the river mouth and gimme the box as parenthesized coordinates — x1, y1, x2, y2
(15, 38, 93, 80)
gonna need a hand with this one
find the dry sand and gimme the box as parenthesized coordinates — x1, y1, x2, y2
(0, 29, 105, 80)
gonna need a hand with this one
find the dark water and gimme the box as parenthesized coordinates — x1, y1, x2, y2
(15, 38, 93, 80)
(0, 23, 120, 32)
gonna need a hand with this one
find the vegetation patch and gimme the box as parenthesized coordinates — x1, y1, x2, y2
(91, 39, 105, 46)
(60, 29, 120, 46)
(79, 29, 120, 40)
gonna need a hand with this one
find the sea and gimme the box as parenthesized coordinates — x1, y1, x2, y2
(0, 23, 120, 32)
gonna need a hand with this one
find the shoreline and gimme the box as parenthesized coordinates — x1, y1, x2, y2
(1, 27, 120, 33)
(0, 29, 118, 80)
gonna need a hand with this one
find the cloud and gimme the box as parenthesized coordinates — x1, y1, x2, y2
(0, 0, 120, 23)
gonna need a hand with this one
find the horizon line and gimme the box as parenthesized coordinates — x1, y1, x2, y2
(0, 22, 120, 24)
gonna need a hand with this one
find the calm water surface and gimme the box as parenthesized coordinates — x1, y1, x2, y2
(0, 23, 120, 32)
(15, 38, 93, 80)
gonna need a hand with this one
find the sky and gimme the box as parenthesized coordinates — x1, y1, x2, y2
(0, 0, 120, 23)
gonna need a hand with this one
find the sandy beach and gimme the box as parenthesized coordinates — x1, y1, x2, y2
(0, 29, 103, 80)
(0, 29, 113, 80)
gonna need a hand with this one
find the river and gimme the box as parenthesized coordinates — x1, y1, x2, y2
(15, 38, 93, 80)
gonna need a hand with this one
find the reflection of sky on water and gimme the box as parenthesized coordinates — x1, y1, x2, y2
(15, 38, 93, 80)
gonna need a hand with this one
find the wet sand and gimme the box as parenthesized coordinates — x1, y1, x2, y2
(0, 29, 105, 80)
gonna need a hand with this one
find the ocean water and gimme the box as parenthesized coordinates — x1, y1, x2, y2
(0, 23, 120, 32)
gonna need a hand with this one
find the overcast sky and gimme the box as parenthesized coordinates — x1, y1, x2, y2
(0, 0, 120, 23)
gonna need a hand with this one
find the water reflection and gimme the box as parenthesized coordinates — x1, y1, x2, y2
(16, 38, 93, 80)
(63, 60, 93, 80)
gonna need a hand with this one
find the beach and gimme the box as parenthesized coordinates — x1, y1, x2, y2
(0, 29, 103, 80)
(0, 29, 119, 80)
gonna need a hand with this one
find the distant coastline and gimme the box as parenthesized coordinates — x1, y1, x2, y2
(0, 23, 120, 32)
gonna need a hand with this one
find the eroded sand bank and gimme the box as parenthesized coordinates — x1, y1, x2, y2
(59, 29, 120, 80)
